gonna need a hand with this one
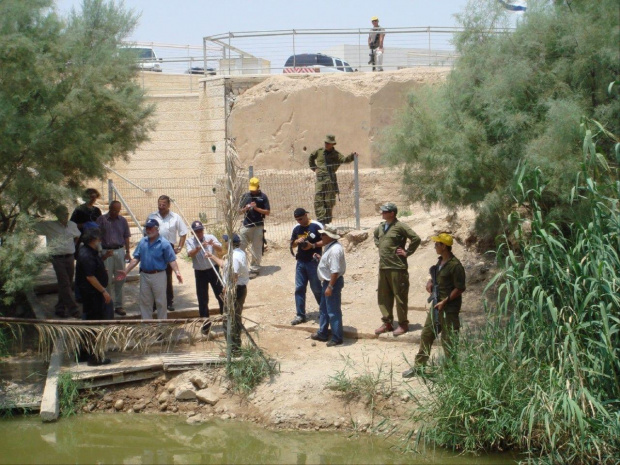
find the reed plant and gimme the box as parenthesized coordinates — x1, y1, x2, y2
(226, 344, 276, 394)
(406, 128, 620, 463)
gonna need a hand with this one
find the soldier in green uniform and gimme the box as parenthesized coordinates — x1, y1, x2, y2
(373, 202, 421, 336)
(309, 134, 358, 225)
(403, 233, 466, 378)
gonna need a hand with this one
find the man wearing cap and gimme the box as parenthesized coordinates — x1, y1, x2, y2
(310, 224, 346, 347)
(368, 17, 385, 72)
(148, 195, 188, 311)
(239, 177, 270, 276)
(374, 202, 421, 336)
(117, 219, 183, 320)
(205, 234, 249, 355)
(290, 208, 323, 325)
(96, 200, 131, 316)
(186, 220, 224, 323)
(309, 135, 358, 225)
(403, 233, 466, 377)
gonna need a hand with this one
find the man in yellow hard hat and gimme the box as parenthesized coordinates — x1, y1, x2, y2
(368, 16, 385, 71)
(403, 233, 466, 378)
(239, 177, 270, 277)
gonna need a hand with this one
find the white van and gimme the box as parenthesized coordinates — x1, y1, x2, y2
(120, 47, 162, 72)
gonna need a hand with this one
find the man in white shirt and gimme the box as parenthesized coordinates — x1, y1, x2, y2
(310, 224, 346, 347)
(34, 205, 81, 318)
(186, 220, 224, 329)
(148, 195, 188, 311)
(206, 233, 249, 355)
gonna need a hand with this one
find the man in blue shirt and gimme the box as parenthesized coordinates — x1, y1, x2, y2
(117, 219, 183, 319)
(290, 208, 323, 325)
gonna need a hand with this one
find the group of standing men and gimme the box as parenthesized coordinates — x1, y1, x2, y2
(37, 127, 466, 370)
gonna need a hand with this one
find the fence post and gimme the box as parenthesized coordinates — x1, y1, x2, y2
(108, 179, 114, 204)
(249, 165, 254, 179)
(428, 27, 431, 67)
(354, 156, 360, 230)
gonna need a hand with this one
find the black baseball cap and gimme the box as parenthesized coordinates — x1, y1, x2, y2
(191, 220, 204, 231)
(293, 208, 308, 218)
(145, 219, 159, 228)
(223, 234, 241, 244)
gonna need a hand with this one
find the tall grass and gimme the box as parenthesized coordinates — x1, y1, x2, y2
(406, 129, 620, 464)
(58, 372, 84, 417)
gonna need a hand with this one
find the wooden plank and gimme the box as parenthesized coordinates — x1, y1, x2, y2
(79, 369, 163, 389)
(40, 337, 64, 423)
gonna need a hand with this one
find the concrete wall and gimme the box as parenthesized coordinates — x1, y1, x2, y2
(105, 70, 447, 231)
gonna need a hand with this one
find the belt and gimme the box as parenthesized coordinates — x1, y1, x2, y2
(52, 253, 73, 258)
(140, 269, 165, 274)
(103, 245, 124, 250)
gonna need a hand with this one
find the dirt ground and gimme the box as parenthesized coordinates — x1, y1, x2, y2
(26, 204, 495, 431)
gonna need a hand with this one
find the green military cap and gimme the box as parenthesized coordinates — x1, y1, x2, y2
(324, 134, 337, 144)
(379, 202, 398, 213)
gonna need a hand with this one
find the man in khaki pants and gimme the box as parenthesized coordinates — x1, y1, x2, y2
(239, 177, 270, 277)
(373, 202, 421, 336)
(97, 200, 131, 316)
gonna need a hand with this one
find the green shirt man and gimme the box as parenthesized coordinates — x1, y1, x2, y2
(309, 134, 357, 225)
(373, 202, 421, 336)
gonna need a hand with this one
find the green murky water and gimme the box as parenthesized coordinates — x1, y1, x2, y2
(0, 414, 516, 464)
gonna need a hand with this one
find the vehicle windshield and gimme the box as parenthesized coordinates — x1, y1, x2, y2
(121, 48, 155, 60)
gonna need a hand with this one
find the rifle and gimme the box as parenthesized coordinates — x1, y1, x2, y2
(427, 259, 442, 335)
(368, 49, 376, 69)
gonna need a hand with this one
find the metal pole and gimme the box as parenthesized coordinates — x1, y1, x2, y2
(249, 165, 254, 179)
(292, 30, 296, 67)
(111, 184, 144, 236)
(428, 27, 431, 67)
(358, 28, 361, 72)
(228, 32, 231, 75)
(354, 155, 360, 230)
(107, 179, 114, 204)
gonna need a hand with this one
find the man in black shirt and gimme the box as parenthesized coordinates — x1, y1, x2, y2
(76, 228, 112, 366)
(239, 177, 270, 277)
(290, 208, 323, 325)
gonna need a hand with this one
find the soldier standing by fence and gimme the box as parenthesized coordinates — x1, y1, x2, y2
(309, 135, 358, 226)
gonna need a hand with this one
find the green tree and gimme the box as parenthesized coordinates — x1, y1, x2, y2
(382, 0, 619, 240)
(0, 0, 154, 302)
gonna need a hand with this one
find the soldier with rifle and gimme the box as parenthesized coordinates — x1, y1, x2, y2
(403, 233, 466, 378)
(368, 16, 385, 72)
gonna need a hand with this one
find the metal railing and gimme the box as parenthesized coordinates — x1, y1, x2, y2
(203, 26, 474, 75)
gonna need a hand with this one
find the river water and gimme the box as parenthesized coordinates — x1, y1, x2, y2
(0, 414, 516, 464)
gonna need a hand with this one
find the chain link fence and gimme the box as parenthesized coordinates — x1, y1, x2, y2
(104, 162, 360, 246)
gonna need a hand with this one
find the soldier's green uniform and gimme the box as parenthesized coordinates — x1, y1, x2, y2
(309, 144, 355, 225)
(415, 255, 466, 365)
(374, 219, 421, 326)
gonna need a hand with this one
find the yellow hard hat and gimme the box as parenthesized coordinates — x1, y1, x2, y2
(431, 233, 453, 247)
(371, 16, 379, 21)
(249, 177, 260, 191)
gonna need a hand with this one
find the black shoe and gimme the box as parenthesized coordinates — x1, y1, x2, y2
(115, 307, 127, 316)
(167, 305, 175, 311)
(291, 316, 307, 325)
(326, 340, 343, 347)
(201, 321, 212, 336)
(310, 333, 328, 342)
(87, 357, 111, 366)
(55, 311, 67, 318)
